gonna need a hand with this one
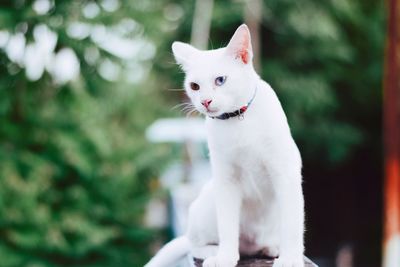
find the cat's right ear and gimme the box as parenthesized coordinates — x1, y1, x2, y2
(172, 42, 198, 70)
(226, 24, 253, 64)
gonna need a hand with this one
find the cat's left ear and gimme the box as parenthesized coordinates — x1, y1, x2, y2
(226, 24, 253, 64)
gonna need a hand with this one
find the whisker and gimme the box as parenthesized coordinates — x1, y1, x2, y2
(171, 102, 192, 111)
(171, 101, 201, 117)
(181, 104, 196, 113)
(165, 88, 185, 91)
(186, 107, 200, 117)
(181, 108, 194, 114)
(181, 104, 193, 110)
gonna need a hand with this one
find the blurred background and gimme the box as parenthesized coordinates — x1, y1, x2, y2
(0, 0, 387, 267)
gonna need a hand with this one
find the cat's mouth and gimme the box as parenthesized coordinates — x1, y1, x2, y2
(201, 106, 219, 114)
(203, 108, 219, 115)
(205, 110, 223, 117)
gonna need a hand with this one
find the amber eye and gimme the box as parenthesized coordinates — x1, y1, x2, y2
(215, 76, 227, 86)
(190, 82, 200, 91)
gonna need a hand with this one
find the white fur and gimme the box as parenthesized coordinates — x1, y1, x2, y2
(145, 24, 305, 267)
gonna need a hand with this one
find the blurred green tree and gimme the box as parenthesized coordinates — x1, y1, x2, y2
(0, 0, 177, 266)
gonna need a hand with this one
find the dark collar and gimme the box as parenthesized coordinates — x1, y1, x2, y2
(210, 86, 258, 120)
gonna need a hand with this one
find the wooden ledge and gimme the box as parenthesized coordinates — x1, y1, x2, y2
(193, 256, 318, 267)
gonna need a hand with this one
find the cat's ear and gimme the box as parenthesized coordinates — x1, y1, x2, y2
(226, 24, 253, 64)
(172, 41, 199, 69)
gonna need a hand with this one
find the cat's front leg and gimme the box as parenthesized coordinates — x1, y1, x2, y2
(273, 175, 305, 267)
(203, 175, 241, 267)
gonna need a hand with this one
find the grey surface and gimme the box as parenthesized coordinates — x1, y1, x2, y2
(193, 256, 318, 267)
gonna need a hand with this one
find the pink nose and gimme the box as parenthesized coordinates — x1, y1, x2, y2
(201, 99, 212, 108)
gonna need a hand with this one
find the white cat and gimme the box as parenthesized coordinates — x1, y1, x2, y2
(145, 24, 305, 267)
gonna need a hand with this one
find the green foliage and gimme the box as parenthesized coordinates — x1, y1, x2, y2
(259, 0, 384, 164)
(0, 0, 174, 266)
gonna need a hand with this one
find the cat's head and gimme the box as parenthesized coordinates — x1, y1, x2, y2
(172, 24, 256, 117)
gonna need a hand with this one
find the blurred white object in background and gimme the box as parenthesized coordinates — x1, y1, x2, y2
(51, 48, 80, 84)
(0, 14, 153, 85)
(33, 0, 53, 15)
(146, 118, 207, 143)
(335, 245, 353, 267)
(145, 198, 168, 229)
(146, 118, 210, 267)
(384, 234, 400, 267)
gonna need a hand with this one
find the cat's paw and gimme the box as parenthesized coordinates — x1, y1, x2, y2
(202, 255, 238, 267)
(272, 257, 304, 267)
(260, 246, 280, 258)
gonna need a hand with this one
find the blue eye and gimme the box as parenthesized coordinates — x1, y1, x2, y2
(215, 76, 227, 86)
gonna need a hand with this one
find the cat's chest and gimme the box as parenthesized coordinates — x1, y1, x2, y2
(208, 124, 274, 178)
(206, 118, 278, 199)
(206, 118, 272, 160)
(232, 150, 275, 200)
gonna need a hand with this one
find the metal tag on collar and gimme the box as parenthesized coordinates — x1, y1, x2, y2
(238, 106, 247, 120)
(238, 109, 244, 120)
